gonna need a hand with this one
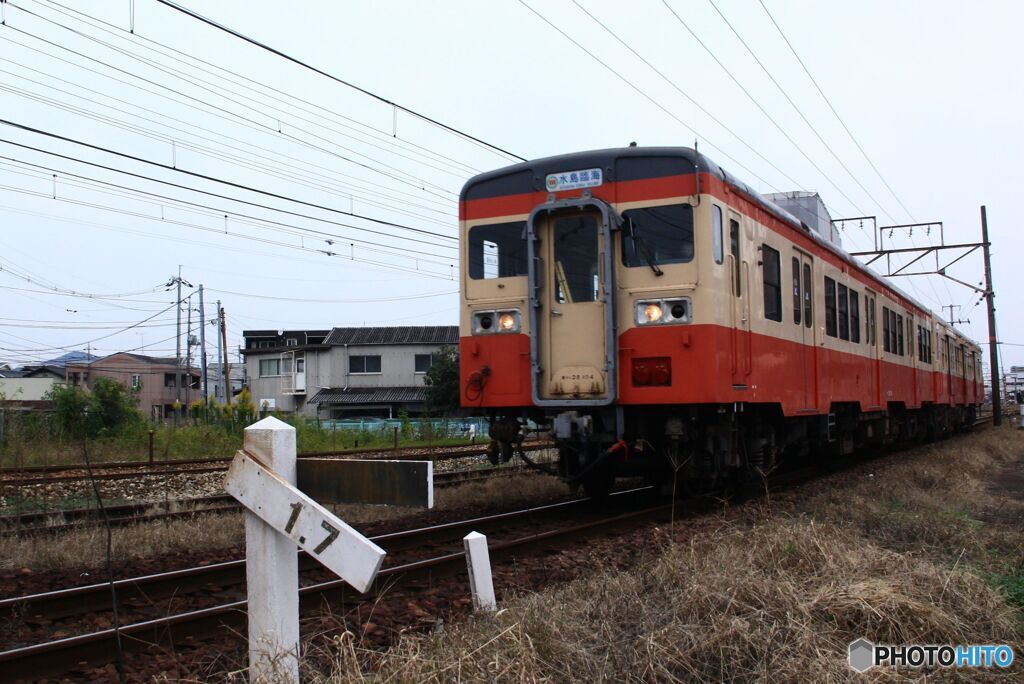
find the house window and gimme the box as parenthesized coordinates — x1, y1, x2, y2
(256, 340, 274, 349)
(259, 358, 280, 377)
(712, 205, 724, 264)
(286, 338, 298, 347)
(131, 374, 141, 390)
(414, 354, 433, 373)
(349, 355, 382, 374)
(824, 276, 837, 337)
(837, 283, 849, 341)
(849, 291, 861, 343)
(762, 244, 781, 322)
(164, 372, 177, 388)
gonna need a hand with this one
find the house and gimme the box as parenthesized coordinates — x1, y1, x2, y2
(242, 326, 458, 418)
(0, 365, 66, 409)
(206, 362, 245, 403)
(65, 353, 200, 420)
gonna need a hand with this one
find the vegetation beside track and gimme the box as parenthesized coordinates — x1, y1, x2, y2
(0, 473, 568, 574)
(1, 403, 474, 468)
(309, 426, 1023, 682)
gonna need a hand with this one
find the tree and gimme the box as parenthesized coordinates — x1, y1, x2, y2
(47, 378, 141, 438)
(423, 345, 461, 415)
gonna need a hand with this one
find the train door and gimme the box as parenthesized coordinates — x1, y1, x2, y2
(945, 335, 953, 404)
(728, 212, 751, 385)
(865, 289, 880, 409)
(793, 248, 816, 410)
(528, 204, 616, 404)
(907, 311, 918, 406)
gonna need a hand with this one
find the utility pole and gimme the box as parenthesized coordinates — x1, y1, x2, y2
(175, 265, 182, 424)
(198, 285, 209, 411)
(185, 299, 193, 420)
(215, 299, 223, 404)
(221, 306, 232, 405)
(982, 206, 1001, 425)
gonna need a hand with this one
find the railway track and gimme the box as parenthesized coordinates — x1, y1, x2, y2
(0, 488, 658, 679)
(0, 464, 541, 536)
(0, 421, 994, 679)
(0, 442, 554, 487)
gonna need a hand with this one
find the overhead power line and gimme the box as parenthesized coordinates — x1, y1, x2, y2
(658, 0, 867, 218)
(0, 155, 456, 262)
(151, 0, 525, 163)
(516, 0, 784, 193)
(756, 0, 916, 222)
(0, 123, 457, 246)
(704, 0, 898, 224)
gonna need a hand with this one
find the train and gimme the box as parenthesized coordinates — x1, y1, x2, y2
(458, 146, 984, 496)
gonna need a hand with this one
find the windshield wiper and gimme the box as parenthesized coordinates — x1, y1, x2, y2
(628, 220, 663, 276)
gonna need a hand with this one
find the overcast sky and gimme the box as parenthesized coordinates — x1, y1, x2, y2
(1, 1, 1021, 373)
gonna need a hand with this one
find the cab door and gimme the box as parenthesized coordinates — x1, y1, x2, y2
(527, 199, 617, 405)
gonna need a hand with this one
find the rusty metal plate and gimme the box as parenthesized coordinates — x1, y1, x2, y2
(297, 459, 433, 508)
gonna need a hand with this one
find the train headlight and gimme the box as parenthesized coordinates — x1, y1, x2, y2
(635, 298, 691, 325)
(498, 310, 521, 332)
(473, 309, 521, 334)
(643, 303, 663, 323)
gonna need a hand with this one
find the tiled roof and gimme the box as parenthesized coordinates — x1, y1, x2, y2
(309, 387, 427, 405)
(323, 326, 457, 346)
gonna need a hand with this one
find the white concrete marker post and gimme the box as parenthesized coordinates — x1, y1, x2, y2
(225, 417, 387, 684)
(463, 531, 497, 612)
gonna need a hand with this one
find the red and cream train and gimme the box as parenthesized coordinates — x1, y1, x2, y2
(458, 147, 983, 494)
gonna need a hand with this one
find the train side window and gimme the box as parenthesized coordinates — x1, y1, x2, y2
(890, 311, 899, 354)
(882, 306, 891, 352)
(791, 258, 801, 325)
(824, 276, 837, 337)
(729, 218, 741, 296)
(712, 205, 724, 264)
(802, 264, 812, 328)
(621, 203, 694, 268)
(762, 244, 782, 322)
(837, 283, 849, 341)
(896, 314, 905, 356)
(867, 296, 876, 345)
(468, 221, 528, 279)
(850, 291, 860, 343)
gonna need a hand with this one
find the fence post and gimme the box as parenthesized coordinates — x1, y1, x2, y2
(393, 425, 399, 451)
(148, 429, 155, 466)
(463, 531, 497, 612)
(243, 417, 300, 684)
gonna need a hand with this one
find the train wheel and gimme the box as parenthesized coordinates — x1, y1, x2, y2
(486, 440, 501, 466)
(581, 458, 615, 499)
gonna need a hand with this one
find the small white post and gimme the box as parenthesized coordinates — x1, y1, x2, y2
(244, 416, 299, 684)
(463, 531, 496, 612)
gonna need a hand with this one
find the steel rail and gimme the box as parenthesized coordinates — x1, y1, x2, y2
(0, 490, 661, 680)
(0, 442, 554, 477)
(0, 444, 554, 486)
(1, 488, 648, 623)
(0, 465, 546, 536)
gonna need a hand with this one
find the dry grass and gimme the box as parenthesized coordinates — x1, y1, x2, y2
(0, 474, 569, 573)
(305, 426, 1024, 683)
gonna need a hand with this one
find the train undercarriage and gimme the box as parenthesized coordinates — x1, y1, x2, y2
(486, 402, 979, 497)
